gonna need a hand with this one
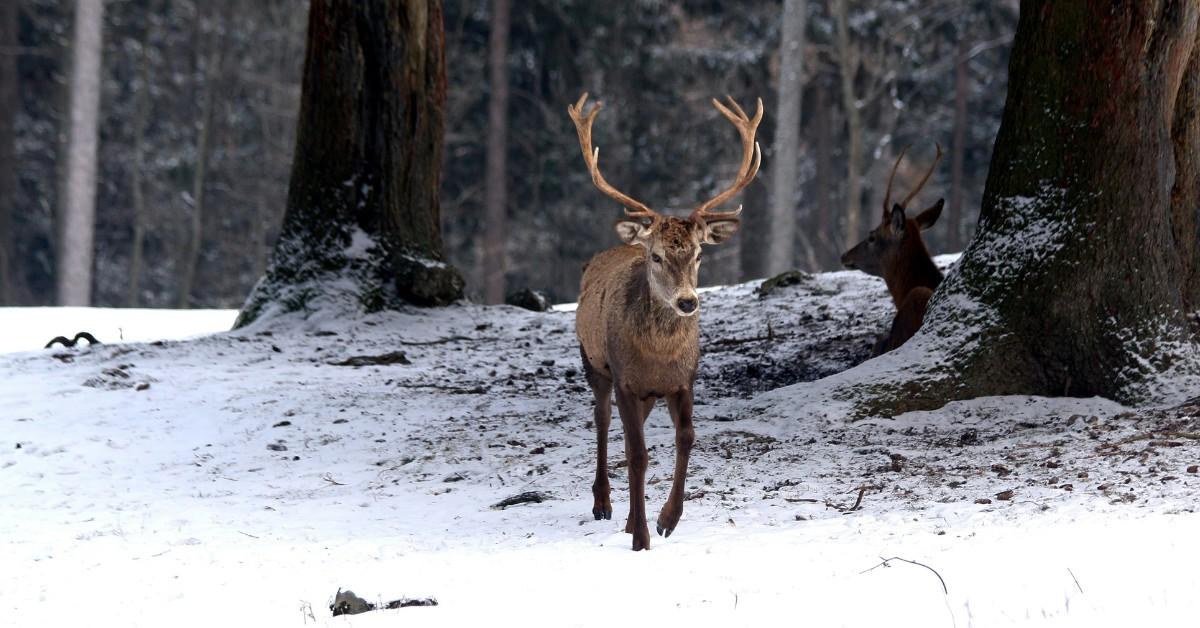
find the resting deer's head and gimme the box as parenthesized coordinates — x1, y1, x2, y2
(842, 145, 944, 278)
(568, 93, 762, 316)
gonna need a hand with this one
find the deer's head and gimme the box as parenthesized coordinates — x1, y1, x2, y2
(841, 145, 944, 278)
(568, 93, 762, 317)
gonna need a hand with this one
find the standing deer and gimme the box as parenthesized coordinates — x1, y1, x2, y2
(568, 93, 762, 551)
(841, 144, 945, 355)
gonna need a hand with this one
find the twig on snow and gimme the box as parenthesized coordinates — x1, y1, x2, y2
(321, 473, 346, 486)
(1068, 568, 1084, 594)
(490, 491, 553, 510)
(238, 531, 260, 539)
(860, 556, 949, 595)
(850, 486, 867, 511)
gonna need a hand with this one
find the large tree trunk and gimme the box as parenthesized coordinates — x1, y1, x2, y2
(0, 0, 18, 304)
(56, 0, 105, 306)
(482, 0, 511, 304)
(838, 0, 1200, 417)
(766, 0, 806, 275)
(237, 0, 464, 326)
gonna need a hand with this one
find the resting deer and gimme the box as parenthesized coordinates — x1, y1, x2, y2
(568, 93, 762, 551)
(841, 144, 945, 356)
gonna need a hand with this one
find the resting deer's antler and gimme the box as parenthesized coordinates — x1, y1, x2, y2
(882, 145, 910, 217)
(567, 93, 659, 222)
(690, 96, 764, 223)
(898, 143, 944, 211)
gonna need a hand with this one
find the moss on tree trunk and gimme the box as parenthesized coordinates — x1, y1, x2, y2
(236, 0, 463, 327)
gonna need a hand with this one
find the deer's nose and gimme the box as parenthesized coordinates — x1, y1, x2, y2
(677, 297, 698, 314)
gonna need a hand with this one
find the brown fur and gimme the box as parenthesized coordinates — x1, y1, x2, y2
(577, 216, 726, 551)
(842, 199, 944, 355)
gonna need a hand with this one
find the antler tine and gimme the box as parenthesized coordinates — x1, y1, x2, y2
(898, 143, 945, 210)
(566, 93, 658, 220)
(692, 96, 764, 220)
(881, 145, 909, 216)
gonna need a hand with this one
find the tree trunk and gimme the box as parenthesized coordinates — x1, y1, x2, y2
(834, 0, 863, 251)
(813, 81, 836, 266)
(766, 0, 806, 275)
(56, 0, 105, 306)
(236, 0, 464, 326)
(482, 0, 511, 304)
(177, 25, 221, 309)
(947, 35, 969, 252)
(842, 0, 1200, 417)
(0, 0, 17, 304)
(127, 39, 150, 308)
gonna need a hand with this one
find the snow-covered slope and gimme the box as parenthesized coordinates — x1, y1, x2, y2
(3, 262, 1198, 627)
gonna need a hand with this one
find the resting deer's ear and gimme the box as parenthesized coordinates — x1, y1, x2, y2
(615, 219, 654, 246)
(703, 217, 741, 244)
(915, 198, 944, 231)
(890, 203, 907, 232)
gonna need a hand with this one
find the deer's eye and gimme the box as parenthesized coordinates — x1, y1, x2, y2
(868, 234, 876, 244)
(651, 253, 663, 264)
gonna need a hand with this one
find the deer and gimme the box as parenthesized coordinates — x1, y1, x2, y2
(841, 144, 945, 356)
(567, 92, 762, 551)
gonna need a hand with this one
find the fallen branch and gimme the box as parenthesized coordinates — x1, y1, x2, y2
(330, 351, 410, 367)
(860, 556, 949, 595)
(490, 491, 553, 510)
(1068, 568, 1084, 594)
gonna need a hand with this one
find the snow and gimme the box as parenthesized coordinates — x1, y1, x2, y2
(2, 266, 1198, 627)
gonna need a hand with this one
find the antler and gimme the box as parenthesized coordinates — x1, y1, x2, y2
(881, 145, 910, 217)
(567, 93, 658, 221)
(690, 95, 764, 222)
(898, 143, 944, 210)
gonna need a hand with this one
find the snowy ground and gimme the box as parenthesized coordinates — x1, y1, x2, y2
(3, 262, 1199, 627)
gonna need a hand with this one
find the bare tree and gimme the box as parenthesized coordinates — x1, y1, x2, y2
(127, 30, 151, 307)
(947, 34, 969, 252)
(56, 0, 106, 306)
(483, 0, 511, 304)
(766, 0, 807, 274)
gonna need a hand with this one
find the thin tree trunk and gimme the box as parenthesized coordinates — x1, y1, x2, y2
(127, 37, 150, 308)
(237, 0, 464, 326)
(844, 0, 1200, 418)
(56, 0, 105, 306)
(947, 35, 969, 252)
(0, 0, 18, 304)
(766, 0, 806, 274)
(813, 81, 835, 266)
(483, 0, 511, 304)
(834, 0, 863, 250)
(178, 37, 220, 309)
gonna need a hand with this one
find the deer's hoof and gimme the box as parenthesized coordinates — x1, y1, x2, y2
(592, 506, 612, 520)
(656, 523, 674, 538)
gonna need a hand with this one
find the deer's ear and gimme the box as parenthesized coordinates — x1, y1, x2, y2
(915, 198, 944, 231)
(615, 219, 654, 245)
(703, 217, 741, 244)
(890, 203, 907, 232)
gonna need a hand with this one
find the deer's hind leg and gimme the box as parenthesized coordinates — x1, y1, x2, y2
(581, 347, 613, 521)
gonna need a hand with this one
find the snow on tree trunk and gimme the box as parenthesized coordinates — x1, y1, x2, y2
(56, 0, 105, 306)
(766, 0, 806, 275)
(483, 0, 511, 305)
(237, 0, 464, 327)
(798, 0, 1200, 419)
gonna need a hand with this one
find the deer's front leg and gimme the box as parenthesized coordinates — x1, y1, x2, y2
(657, 389, 695, 538)
(615, 387, 653, 551)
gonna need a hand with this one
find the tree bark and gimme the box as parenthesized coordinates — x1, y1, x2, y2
(766, 0, 806, 275)
(840, 0, 1200, 417)
(0, 0, 18, 304)
(812, 81, 836, 266)
(482, 0, 511, 304)
(947, 35, 969, 252)
(237, 0, 464, 327)
(56, 0, 105, 306)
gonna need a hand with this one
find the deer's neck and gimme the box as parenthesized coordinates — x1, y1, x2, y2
(884, 240, 942, 306)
